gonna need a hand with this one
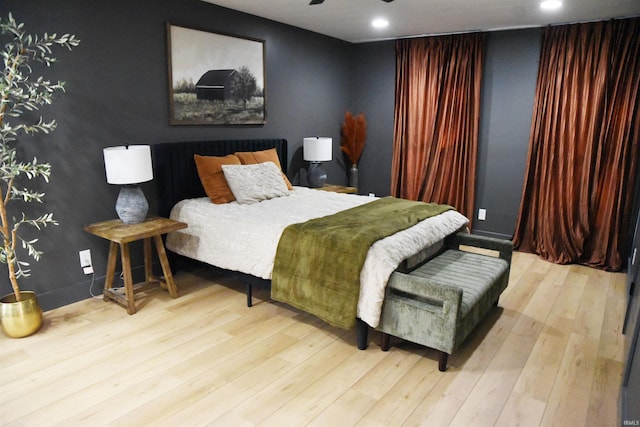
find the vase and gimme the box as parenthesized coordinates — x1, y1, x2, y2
(349, 164, 359, 190)
(0, 291, 43, 338)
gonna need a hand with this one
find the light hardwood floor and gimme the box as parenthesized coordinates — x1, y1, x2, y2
(0, 251, 627, 426)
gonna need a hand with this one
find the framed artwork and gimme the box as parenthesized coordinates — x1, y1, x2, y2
(166, 23, 266, 125)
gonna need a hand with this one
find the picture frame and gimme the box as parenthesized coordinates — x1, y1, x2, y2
(166, 23, 266, 126)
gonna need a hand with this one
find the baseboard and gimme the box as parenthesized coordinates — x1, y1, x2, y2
(38, 263, 150, 311)
(471, 228, 513, 241)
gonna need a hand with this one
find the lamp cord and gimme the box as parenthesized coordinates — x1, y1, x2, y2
(89, 271, 125, 298)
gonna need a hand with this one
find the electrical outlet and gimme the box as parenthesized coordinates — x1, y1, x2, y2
(478, 208, 487, 221)
(79, 249, 92, 268)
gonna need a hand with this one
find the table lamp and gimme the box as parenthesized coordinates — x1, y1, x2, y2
(303, 137, 332, 188)
(103, 145, 153, 224)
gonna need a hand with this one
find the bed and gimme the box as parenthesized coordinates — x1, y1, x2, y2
(152, 138, 468, 348)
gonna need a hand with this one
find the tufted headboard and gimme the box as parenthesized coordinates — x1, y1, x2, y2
(151, 139, 288, 218)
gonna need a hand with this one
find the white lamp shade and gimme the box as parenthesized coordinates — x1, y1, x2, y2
(103, 145, 153, 185)
(303, 137, 332, 162)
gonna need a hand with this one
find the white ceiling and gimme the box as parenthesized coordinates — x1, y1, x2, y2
(203, 0, 640, 43)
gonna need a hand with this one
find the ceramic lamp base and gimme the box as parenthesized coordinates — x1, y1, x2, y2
(116, 185, 148, 224)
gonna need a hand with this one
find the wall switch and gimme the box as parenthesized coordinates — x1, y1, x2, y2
(478, 208, 487, 221)
(79, 249, 92, 268)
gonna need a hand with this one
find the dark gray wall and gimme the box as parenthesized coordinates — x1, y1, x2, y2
(349, 40, 396, 198)
(475, 29, 540, 238)
(0, 0, 354, 309)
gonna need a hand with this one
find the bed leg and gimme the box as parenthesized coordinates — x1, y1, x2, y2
(357, 318, 368, 350)
(246, 283, 252, 307)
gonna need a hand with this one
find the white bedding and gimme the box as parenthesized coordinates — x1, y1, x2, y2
(166, 186, 468, 327)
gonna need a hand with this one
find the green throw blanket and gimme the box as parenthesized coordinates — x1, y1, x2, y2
(271, 197, 453, 329)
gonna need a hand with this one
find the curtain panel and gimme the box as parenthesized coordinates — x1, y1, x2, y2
(390, 33, 485, 222)
(513, 18, 640, 271)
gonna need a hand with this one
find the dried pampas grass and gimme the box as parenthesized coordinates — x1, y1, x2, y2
(340, 111, 367, 165)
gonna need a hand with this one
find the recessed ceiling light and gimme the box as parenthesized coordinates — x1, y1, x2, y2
(372, 18, 389, 29)
(540, 0, 562, 11)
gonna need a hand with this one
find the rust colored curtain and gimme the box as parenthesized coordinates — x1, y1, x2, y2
(513, 18, 640, 271)
(390, 33, 484, 222)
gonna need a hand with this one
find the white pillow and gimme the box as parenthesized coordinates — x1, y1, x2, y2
(221, 162, 290, 204)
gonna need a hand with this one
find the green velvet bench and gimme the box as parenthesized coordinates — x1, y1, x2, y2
(377, 232, 513, 371)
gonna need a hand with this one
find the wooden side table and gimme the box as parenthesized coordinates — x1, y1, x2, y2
(315, 184, 357, 194)
(84, 217, 187, 314)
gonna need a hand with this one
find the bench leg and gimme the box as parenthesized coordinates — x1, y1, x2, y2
(438, 351, 449, 372)
(381, 333, 390, 351)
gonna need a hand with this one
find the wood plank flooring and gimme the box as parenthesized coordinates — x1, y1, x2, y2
(0, 251, 627, 426)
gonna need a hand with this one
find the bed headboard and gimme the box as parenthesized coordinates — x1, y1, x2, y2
(152, 139, 288, 218)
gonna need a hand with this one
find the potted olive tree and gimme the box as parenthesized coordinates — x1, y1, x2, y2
(0, 13, 79, 337)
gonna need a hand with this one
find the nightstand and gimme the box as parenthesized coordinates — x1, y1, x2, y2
(84, 217, 187, 314)
(315, 184, 357, 194)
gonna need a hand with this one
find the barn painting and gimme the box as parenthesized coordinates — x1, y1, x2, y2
(167, 23, 266, 125)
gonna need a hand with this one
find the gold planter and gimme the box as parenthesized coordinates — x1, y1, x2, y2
(0, 291, 43, 338)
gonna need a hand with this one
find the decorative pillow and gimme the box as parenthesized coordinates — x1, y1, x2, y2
(234, 148, 293, 190)
(194, 154, 241, 204)
(221, 162, 290, 204)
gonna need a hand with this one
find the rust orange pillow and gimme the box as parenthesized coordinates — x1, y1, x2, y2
(234, 148, 293, 190)
(194, 154, 241, 204)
